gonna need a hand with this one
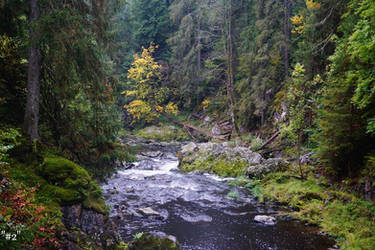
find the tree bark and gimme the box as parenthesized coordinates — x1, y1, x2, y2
(197, 0, 201, 72)
(259, 131, 280, 150)
(24, 0, 41, 142)
(225, 0, 240, 136)
(283, 0, 292, 77)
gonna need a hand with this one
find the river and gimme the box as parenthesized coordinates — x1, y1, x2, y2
(101, 139, 334, 249)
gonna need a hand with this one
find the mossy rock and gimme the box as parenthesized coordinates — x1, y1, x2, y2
(37, 157, 106, 214)
(38, 157, 90, 187)
(135, 125, 189, 141)
(129, 233, 180, 250)
(180, 155, 248, 177)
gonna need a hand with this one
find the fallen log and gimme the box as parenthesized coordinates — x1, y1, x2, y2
(258, 131, 280, 150)
(163, 114, 228, 140)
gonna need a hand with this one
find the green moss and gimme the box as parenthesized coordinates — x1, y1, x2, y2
(135, 125, 189, 141)
(227, 191, 239, 199)
(259, 172, 375, 249)
(36, 157, 107, 214)
(129, 233, 180, 250)
(180, 155, 248, 177)
(82, 187, 107, 215)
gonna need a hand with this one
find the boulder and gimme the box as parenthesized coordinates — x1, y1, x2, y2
(129, 232, 180, 250)
(254, 215, 276, 225)
(61, 204, 120, 249)
(137, 207, 160, 216)
(140, 151, 164, 158)
(247, 158, 288, 178)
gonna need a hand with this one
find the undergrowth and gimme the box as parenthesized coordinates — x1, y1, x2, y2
(259, 172, 375, 249)
(180, 149, 375, 249)
(0, 126, 110, 249)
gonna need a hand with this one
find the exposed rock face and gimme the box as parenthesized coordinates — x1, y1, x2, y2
(254, 215, 277, 225)
(60, 204, 120, 249)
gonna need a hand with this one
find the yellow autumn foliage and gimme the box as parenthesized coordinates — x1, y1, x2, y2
(123, 43, 178, 123)
(306, 0, 321, 10)
(291, 15, 305, 34)
(165, 102, 178, 115)
(201, 99, 211, 110)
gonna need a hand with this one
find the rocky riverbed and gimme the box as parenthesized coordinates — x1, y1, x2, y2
(102, 138, 335, 249)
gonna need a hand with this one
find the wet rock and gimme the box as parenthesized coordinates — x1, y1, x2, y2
(247, 158, 288, 178)
(179, 141, 264, 171)
(136, 160, 154, 170)
(180, 142, 198, 155)
(124, 162, 135, 169)
(61, 204, 120, 248)
(148, 231, 177, 244)
(129, 232, 180, 250)
(181, 214, 213, 224)
(137, 207, 160, 216)
(127, 208, 142, 217)
(141, 150, 164, 158)
(254, 215, 276, 225)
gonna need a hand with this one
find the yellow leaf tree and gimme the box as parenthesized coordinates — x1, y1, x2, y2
(123, 43, 178, 123)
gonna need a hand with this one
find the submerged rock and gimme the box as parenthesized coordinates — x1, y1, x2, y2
(180, 214, 213, 224)
(254, 215, 277, 225)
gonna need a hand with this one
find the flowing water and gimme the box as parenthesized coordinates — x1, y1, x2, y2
(102, 139, 334, 250)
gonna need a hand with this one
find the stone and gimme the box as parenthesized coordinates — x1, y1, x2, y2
(140, 151, 164, 158)
(211, 124, 221, 136)
(180, 142, 198, 155)
(179, 141, 265, 172)
(61, 204, 120, 249)
(137, 207, 160, 216)
(203, 116, 211, 126)
(254, 215, 276, 225)
(129, 232, 180, 250)
(247, 158, 288, 178)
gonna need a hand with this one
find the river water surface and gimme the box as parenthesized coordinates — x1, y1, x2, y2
(102, 140, 334, 250)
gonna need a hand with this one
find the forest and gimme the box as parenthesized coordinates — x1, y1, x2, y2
(0, 0, 374, 249)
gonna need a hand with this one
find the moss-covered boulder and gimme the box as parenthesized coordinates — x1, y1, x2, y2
(179, 142, 263, 177)
(129, 232, 180, 250)
(135, 125, 189, 141)
(37, 157, 106, 214)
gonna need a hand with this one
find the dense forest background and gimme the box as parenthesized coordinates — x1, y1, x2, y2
(0, 0, 375, 178)
(0, 0, 375, 248)
(2, 0, 373, 179)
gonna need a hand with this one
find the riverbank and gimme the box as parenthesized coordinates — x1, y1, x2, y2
(0, 128, 123, 249)
(178, 141, 375, 249)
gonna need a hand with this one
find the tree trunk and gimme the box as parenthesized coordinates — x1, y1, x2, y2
(197, 0, 201, 72)
(297, 131, 304, 179)
(283, 0, 291, 77)
(225, 0, 240, 137)
(24, 0, 41, 142)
